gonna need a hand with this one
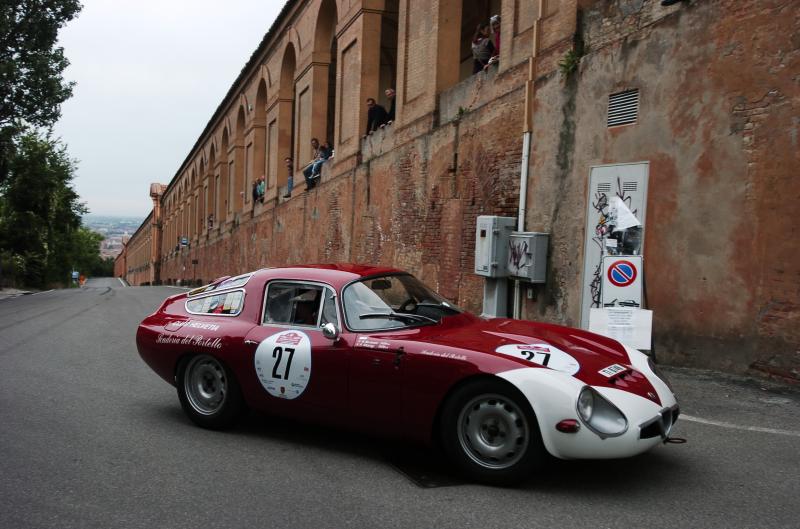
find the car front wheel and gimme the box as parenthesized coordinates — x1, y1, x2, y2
(177, 354, 244, 430)
(441, 379, 545, 485)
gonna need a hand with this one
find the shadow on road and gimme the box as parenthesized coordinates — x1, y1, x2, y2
(137, 401, 688, 491)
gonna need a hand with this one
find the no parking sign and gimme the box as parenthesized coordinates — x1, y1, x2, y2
(601, 255, 643, 308)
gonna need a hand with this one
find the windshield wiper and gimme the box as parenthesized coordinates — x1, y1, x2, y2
(415, 301, 460, 314)
(359, 312, 437, 324)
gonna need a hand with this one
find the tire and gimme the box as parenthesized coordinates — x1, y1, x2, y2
(440, 378, 545, 485)
(177, 354, 245, 430)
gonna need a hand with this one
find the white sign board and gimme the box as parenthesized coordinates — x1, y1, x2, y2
(589, 308, 652, 350)
(601, 255, 643, 308)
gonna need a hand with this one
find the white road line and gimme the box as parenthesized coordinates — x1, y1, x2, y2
(681, 414, 800, 438)
(117, 278, 127, 287)
(162, 285, 190, 290)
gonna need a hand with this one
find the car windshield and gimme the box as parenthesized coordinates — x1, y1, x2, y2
(343, 274, 462, 330)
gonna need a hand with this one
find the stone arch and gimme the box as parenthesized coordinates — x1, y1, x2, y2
(254, 79, 268, 191)
(314, 0, 339, 149)
(198, 158, 206, 234)
(219, 127, 230, 222)
(458, 0, 501, 82)
(190, 168, 198, 239)
(378, 1, 399, 111)
(208, 143, 217, 227)
(277, 43, 297, 189)
(233, 106, 246, 212)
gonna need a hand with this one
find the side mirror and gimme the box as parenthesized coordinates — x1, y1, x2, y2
(321, 322, 340, 342)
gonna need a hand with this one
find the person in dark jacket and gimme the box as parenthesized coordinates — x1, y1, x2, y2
(364, 97, 389, 136)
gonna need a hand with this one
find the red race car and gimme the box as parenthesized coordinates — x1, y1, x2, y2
(137, 264, 678, 484)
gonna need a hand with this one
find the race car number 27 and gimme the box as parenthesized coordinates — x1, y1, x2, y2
(495, 343, 580, 375)
(254, 330, 312, 399)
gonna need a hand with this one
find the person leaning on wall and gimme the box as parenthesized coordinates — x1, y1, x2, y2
(364, 97, 389, 137)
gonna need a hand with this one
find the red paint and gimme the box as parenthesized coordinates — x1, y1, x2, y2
(136, 265, 660, 444)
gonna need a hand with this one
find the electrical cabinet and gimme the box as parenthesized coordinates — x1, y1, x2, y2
(474, 216, 516, 278)
(507, 232, 548, 283)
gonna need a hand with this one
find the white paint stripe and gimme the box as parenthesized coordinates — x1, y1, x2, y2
(681, 414, 800, 438)
(117, 278, 127, 287)
(162, 285, 190, 290)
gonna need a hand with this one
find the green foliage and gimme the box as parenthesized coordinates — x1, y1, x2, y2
(0, 0, 82, 183)
(0, 0, 82, 130)
(0, 132, 102, 288)
(558, 49, 581, 78)
(0, 1, 92, 289)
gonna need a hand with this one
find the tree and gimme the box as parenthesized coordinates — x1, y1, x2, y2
(0, 132, 85, 287)
(0, 0, 82, 182)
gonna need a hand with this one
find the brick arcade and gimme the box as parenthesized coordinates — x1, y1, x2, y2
(115, 0, 800, 380)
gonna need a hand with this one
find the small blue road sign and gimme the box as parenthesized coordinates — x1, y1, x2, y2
(607, 260, 637, 287)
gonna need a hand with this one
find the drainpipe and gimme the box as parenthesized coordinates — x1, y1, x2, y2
(513, 4, 543, 320)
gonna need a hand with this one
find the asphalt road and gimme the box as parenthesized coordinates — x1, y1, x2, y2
(1, 278, 798, 529)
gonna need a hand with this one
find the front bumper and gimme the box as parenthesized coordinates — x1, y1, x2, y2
(499, 368, 679, 460)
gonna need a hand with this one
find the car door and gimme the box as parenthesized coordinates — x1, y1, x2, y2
(344, 331, 406, 437)
(243, 280, 347, 423)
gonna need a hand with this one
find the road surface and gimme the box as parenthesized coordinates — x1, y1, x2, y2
(1, 278, 798, 528)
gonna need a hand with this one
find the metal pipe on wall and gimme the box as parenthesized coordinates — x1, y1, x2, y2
(513, 0, 543, 319)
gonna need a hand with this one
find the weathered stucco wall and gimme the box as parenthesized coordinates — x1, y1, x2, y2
(524, 0, 799, 378)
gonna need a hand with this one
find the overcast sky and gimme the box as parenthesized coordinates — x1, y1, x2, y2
(53, 0, 284, 218)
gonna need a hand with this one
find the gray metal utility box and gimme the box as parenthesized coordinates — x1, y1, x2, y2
(474, 216, 516, 278)
(507, 231, 549, 282)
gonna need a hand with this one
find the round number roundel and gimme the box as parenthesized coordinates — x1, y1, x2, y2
(495, 341, 580, 375)
(254, 330, 312, 399)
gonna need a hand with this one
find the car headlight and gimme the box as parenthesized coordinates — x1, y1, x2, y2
(576, 387, 628, 438)
(577, 387, 594, 421)
(648, 357, 675, 392)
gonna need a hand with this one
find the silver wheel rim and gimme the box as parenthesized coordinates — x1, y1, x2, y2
(457, 393, 529, 470)
(184, 355, 227, 415)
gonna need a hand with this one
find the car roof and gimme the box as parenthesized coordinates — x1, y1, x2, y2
(251, 263, 405, 289)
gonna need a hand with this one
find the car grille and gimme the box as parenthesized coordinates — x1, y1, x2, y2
(640, 405, 680, 440)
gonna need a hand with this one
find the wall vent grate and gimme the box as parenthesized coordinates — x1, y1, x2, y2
(597, 183, 612, 193)
(623, 181, 638, 192)
(607, 89, 639, 127)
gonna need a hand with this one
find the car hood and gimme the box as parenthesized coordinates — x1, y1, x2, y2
(380, 315, 659, 401)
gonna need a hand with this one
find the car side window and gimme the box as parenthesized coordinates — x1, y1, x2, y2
(263, 282, 325, 327)
(185, 290, 244, 316)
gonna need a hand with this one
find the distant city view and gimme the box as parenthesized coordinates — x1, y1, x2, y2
(83, 215, 144, 259)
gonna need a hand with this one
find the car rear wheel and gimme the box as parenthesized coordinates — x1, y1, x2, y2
(177, 354, 244, 430)
(441, 379, 545, 485)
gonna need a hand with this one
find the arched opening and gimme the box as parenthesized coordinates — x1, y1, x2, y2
(254, 80, 268, 190)
(198, 159, 206, 235)
(189, 172, 196, 240)
(208, 145, 217, 228)
(219, 128, 229, 223)
(314, 0, 338, 147)
(233, 106, 246, 212)
(378, 1, 399, 115)
(278, 43, 296, 189)
(459, 0, 501, 81)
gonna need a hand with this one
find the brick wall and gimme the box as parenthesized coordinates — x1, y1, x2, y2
(123, 0, 800, 380)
